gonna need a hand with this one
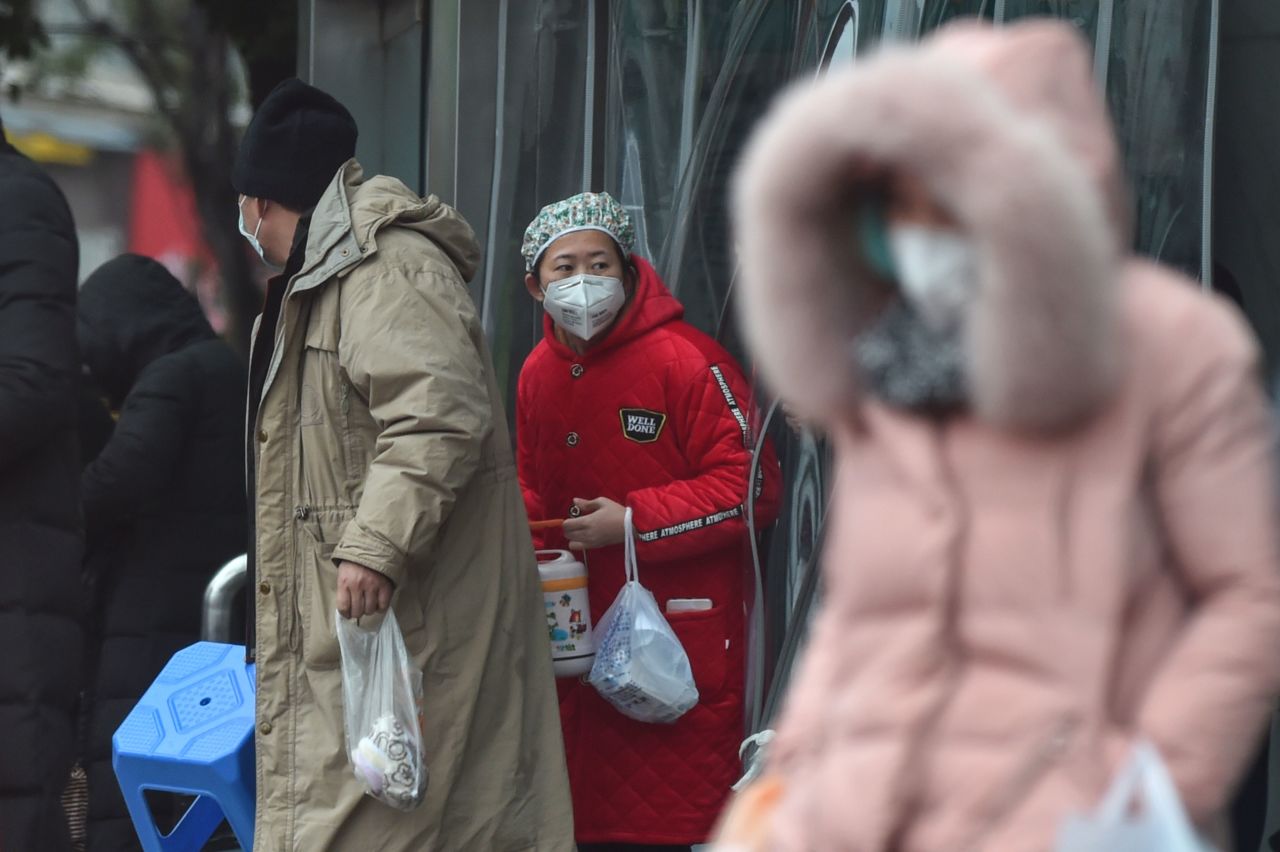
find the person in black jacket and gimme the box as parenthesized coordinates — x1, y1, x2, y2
(76, 254, 247, 852)
(0, 114, 84, 852)
(0, 114, 85, 849)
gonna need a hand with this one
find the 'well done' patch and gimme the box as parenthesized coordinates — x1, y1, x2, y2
(619, 408, 667, 444)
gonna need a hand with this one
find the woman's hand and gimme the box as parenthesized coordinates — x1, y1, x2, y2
(563, 497, 626, 551)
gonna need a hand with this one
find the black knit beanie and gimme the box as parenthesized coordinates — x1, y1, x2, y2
(233, 78, 358, 211)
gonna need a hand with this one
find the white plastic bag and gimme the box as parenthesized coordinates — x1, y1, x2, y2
(335, 607, 428, 811)
(1056, 741, 1216, 852)
(588, 508, 699, 723)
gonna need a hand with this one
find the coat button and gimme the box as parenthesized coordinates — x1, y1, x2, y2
(258, 429, 268, 444)
(566, 432, 579, 447)
(259, 721, 272, 735)
(259, 581, 271, 595)
(570, 364, 584, 378)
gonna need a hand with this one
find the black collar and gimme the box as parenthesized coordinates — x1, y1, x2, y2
(283, 213, 314, 281)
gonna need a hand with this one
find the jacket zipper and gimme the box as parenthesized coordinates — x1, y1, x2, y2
(892, 424, 1079, 850)
(885, 421, 970, 843)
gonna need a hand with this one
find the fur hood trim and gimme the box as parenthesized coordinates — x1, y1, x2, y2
(732, 21, 1124, 431)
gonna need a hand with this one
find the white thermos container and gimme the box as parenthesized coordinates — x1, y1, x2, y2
(537, 549, 595, 677)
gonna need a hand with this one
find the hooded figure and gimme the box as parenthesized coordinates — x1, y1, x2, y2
(76, 254, 247, 851)
(0, 112, 83, 852)
(723, 20, 1280, 851)
(235, 79, 572, 850)
(516, 193, 781, 848)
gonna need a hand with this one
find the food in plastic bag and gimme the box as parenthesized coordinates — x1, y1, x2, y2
(588, 508, 699, 723)
(335, 607, 428, 811)
(1056, 741, 1216, 852)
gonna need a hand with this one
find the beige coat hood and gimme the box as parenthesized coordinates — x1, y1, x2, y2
(327, 164, 480, 281)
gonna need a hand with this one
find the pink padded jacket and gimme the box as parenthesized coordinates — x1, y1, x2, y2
(729, 19, 1280, 852)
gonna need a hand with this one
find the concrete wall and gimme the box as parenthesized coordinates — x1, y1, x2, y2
(297, 0, 426, 193)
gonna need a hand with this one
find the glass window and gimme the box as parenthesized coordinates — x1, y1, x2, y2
(456, 0, 1220, 719)
(820, 1, 862, 71)
(657, 1, 806, 337)
(996, 2, 1211, 280)
(996, 0, 1098, 32)
(604, 1, 694, 262)
(1103, 1, 1210, 278)
(604, 0, 772, 275)
(918, 0, 994, 31)
(476, 0, 595, 411)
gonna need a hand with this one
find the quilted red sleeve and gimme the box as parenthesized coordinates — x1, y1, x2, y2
(516, 366, 551, 551)
(628, 358, 781, 562)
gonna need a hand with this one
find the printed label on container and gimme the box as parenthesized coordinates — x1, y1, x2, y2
(544, 581, 593, 660)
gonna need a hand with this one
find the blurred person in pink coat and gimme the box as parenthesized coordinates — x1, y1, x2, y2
(721, 18, 1280, 852)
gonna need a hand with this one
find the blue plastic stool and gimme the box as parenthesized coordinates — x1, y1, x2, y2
(113, 642, 256, 851)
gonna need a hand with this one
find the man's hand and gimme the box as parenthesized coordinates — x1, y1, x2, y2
(336, 560, 393, 619)
(563, 497, 627, 551)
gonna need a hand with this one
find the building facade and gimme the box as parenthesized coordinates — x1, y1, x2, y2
(298, 2, 1279, 783)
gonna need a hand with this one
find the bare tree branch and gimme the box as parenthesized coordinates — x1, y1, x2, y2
(66, 0, 182, 126)
(48, 0, 294, 353)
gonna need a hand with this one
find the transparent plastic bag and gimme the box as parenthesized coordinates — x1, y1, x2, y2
(1056, 741, 1216, 852)
(335, 607, 428, 811)
(588, 508, 699, 723)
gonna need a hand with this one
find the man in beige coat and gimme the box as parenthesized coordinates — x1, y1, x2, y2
(233, 78, 573, 851)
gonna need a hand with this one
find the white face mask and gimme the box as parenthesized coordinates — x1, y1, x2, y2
(887, 225, 979, 331)
(541, 274, 626, 341)
(239, 197, 283, 272)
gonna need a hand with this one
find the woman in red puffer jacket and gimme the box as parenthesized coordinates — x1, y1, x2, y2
(516, 191, 781, 851)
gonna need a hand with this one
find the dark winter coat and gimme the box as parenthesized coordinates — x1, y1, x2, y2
(517, 257, 782, 844)
(0, 126, 84, 852)
(77, 254, 247, 852)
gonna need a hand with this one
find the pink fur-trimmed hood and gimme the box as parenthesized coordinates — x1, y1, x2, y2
(732, 20, 1125, 431)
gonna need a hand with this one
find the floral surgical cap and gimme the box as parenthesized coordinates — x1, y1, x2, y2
(521, 191, 636, 272)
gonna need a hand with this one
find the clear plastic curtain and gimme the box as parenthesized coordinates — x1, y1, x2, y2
(479, 0, 594, 417)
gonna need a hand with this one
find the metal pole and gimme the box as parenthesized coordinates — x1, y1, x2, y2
(582, 0, 597, 190)
(1200, 0, 1221, 289)
(1093, 0, 1116, 91)
(202, 554, 248, 644)
(480, 0, 510, 334)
